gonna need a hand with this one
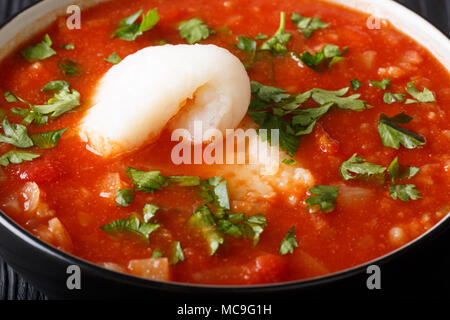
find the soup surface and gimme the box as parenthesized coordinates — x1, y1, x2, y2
(0, 0, 449, 285)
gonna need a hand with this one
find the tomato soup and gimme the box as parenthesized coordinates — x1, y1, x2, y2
(0, 0, 449, 285)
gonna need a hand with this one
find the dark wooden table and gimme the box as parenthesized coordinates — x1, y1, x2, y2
(0, 0, 449, 300)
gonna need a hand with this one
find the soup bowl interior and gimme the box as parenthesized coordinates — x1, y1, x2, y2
(0, 0, 449, 299)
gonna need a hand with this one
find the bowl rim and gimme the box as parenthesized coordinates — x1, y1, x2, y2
(0, 0, 449, 293)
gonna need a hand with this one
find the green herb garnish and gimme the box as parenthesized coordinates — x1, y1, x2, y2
(279, 226, 298, 255)
(21, 34, 56, 61)
(178, 18, 211, 44)
(305, 185, 339, 213)
(112, 9, 160, 41)
(290, 13, 328, 39)
(378, 112, 425, 150)
(260, 12, 292, 54)
(339, 153, 386, 181)
(0, 150, 40, 167)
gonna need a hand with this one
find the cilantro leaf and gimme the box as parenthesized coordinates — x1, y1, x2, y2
(305, 185, 339, 213)
(389, 184, 421, 202)
(378, 112, 425, 150)
(21, 34, 56, 61)
(387, 157, 420, 184)
(143, 203, 159, 223)
(4, 91, 18, 103)
(200, 177, 230, 213)
(178, 18, 211, 44)
(350, 79, 362, 91)
(34, 82, 81, 118)
(115, 188, 135, 207)
(339, 153, 386, 181)
(369, 78, 392, 90)
(260, 12, 292, 54)
(300, 45, 347, 71)
(217, 214, 267, 245)
(405, 82, 436, 104)
(61, 43, 75, 50)
(101, 215, 159, 240)
(383, 92, 406, 104)
(236, 36, 257, 67)
(169, 241, 185, 265)
(255, 33, 268, 40)
(279, 226, 298, 255)
(112, 9, 160, 41)
(0, 117, 33, 148)
(152, 250, 163, 258)
(311, 88, 370, 111)
(188, 205, 224, 256)
(11, 108, 48, 126)
(126, 168, 168, 193)
(250, 81, 290, 103)
(104, 52, 122, 64)
(0, 150, 40, 167)
(290, 13, 328, 39)
(30, 128, 67, 149)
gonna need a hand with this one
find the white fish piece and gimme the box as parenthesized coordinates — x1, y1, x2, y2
(79, 44, 250, 157)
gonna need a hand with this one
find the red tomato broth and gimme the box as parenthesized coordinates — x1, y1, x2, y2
(0, 0, 449, 285)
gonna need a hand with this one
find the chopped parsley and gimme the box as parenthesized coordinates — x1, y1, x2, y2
(383, 92, 406, 104)
(58, 59, 80, 76)
(30, 128, 68, 149)
(4, 91, 18, 103)
(305, 185, 339, 213)
(350, 79, 362, 91)
(310, 88, 371, 111)
(387, 157, 420, 184)
(125, 168, 168, 193)
(0, 150, 40, 167)
(101, 215, 159, 240)
(290, 13, 329, 39)
(169, 241, 185, 265)
(112, 9, 160, 41)
(378, 112, 425, 150)
(143, 203, 160, 223)
(0, 117, 33, 148)
(104, 52, 122, 64)
(279, 226, 298, 255)
(291, 103, 333, 136)
(188, 205, 224, 256)
(339, 153, 386, 181)
(260, 12, 292, 55)
(168, 176, 201, 187)
(61, 43, 75, 50)
(236, 36, 257, 67)
(152, 250, 163, 258)
(405, 82, 436, 104)
(389, 184, 421, 202)
(21, 34, 56, 61)
(178, 18, 211, 44)
(300, 45, 347, 71)
(369, 78, 392, 90)
(34, 81, 81, 119)
(115, 188, 135, 207)
(282, 158, 297, 165)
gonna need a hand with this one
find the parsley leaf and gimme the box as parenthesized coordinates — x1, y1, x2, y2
(200, 176, 230, 213)
(101, 215, 159, 240)
(168, 176, 201, 187)
(378, 112, 425, 150)
(58, 59, 80, 76)
(339, 153, 386, 181)
(311, 88, 370, 111)
(369, 78, 391, 90)
(112, 9, 160, 41)
(383, 92, 406, 104)
(115, 188, 135, 207)
(188, 205, 224, 256)
(351, 79, 362, 91)
(126, 168, 168, 193)
(250, 81, 290, 103)
(300, 45, 347, 71)
(21, 34, 56, 61)
(152, 250, 163, 258)
(11, 107, 48, 126)
(104, 52, 122, 64)
(279, 226, 298, 255)
(61, 43, 75, 50)
(0, 150, 40, 167)
(143, 203, 159, 223)
(34, 82, 81, 118)
(389, 184, 421, 202)
(260, 12, 292, 54)
(0, 117, 33, 148)
(236, 36, 257, 67)
(387, 157, 420, 184)
(178, 18, 211, 44)
(282, 158, 297, 165)
(4, 91, 18, 103)
(248, 111, 300, 157)
(290, 13, 328, 39)
(305, 185, 339, 213)
(291, 103, 333, 136)
(169, 241, 185, 265)
(30, 128, 68, 149)
(405, 82, 436, 104)
(217, 214, 267, 246)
